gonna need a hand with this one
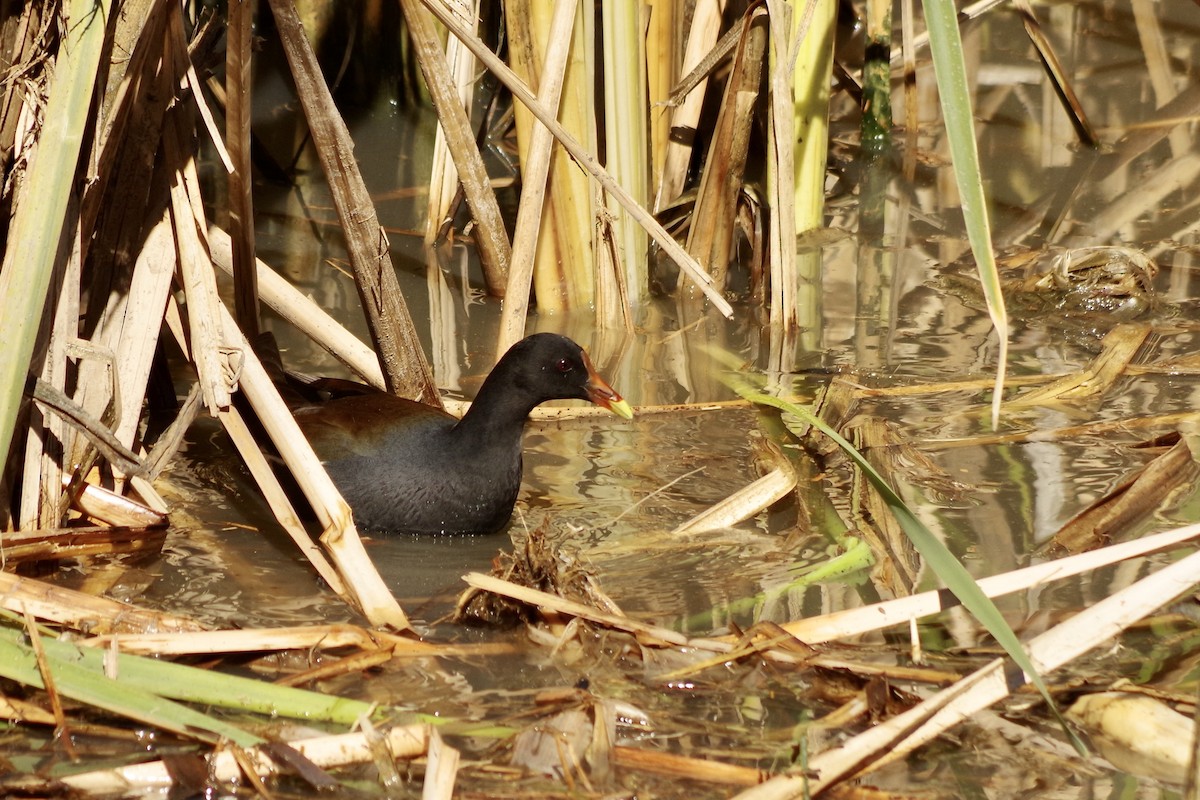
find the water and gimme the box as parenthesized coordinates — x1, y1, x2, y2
(39, 0, 1200, 795)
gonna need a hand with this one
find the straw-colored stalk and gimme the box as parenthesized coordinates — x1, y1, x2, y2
(644, 0, 674, 197)
(736, 543, 1200, 798)
(772, 0, 835, 330)
(397, 0, 512, 294)
(504, 0, 595, 316)
(425, 0, 479, 242)
(498, 0, 582, 354)
(601, 2, 650, 307)
(213, 304, 411, 631)
(418, 0, 733, 317)
(654, 0, 725, 211)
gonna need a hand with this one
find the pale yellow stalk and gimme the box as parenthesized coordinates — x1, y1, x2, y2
(602, 1, 650, 306)
(425, 0, 479, 242)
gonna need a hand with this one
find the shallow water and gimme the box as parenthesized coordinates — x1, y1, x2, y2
(40, 0, 1200, 795)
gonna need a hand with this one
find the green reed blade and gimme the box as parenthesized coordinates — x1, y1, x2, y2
(921, 0, 1009, 426)
(717, 365, 1085, 754)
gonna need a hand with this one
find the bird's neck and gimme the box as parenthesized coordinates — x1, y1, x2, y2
(452, 366, 538, 447)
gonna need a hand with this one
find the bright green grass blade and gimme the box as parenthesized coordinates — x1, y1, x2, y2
(920, 0, 1009, 426)
(0, 630, 262, 746)
(715, 363, 1085, 753)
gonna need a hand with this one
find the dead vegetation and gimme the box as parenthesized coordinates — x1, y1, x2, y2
(1, 0, 1200, 797)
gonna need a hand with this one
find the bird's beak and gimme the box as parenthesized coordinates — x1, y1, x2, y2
(582, 351, 634, 419)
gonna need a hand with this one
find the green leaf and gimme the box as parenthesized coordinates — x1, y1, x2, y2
(921, 0, 1009, 426)
(717, 364, 1085, 753)
(0, 629, 262, 746)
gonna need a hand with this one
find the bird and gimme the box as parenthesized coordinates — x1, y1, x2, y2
(289, 333, 633, 535)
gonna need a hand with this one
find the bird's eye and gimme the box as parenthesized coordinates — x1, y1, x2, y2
(555, 358, 572, 373)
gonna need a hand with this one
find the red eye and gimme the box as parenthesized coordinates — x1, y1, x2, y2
(556, 358, 572, 373)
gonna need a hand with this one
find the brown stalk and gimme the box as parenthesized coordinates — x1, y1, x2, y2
(1014, 0, 1099, 149)
(0, 526, 166, 564)
(396, 0, 511, 295)
(265, 0, 440, 407)
(1009, 322, 1151, 405)
(274, 647, 396, 687)
(1045, 435, 1200, 556)
(226, 0, 259, 337)
(21, 605, 77, 759)
(684, 6, 766, 293)
(612, 746, 765, 787)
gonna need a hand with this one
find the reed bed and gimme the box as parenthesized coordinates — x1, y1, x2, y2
(0, 0, 1198, 796)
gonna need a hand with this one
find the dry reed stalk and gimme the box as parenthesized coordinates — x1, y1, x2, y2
(226, 0, 258, 337)
(425, 0, 479, 244)
(68, 1, 174, 482)
(0, 570, 204, 635)
(601, 2, 650, 306)
(18, 228, 75, 528)
(61, 725, 429, 795)
(498, 0, 580, 355)
(275, 647, 398, 687)
(612, 745, 766, 787)
(419, 0, 734, 318)
(685, 7, 766, 293)
(395, 0, 510, 293)
(778, 523, 1200, 645)
(504, 0, 595, 315)
(594, 179, 635, 333)
(654, 0, 725, 211)
(208, 227, 387, 389)
(1046, 436, 1200, 556)
(1015, 0, 1099, 150)
(735, 543, 1200, 799)
(21, 605, 75, 755)
(1009, 322, 1150, 405)
(107, 215, 178, 452)
(463, 573, 690, 646)
(644, 0, 674, 192)
(0, 525, 166, 564)
(217, 405, 346, 594)
(267, 0, 440, 406)
(0, 693, 57, 726)
(212, 302, 412, 631)
(71, 480, 165, 528)
(164, 10, 234, 417)
(81, 624, 425, 656)
(671, 440, 796, 535)
(423, 727, 461, 800)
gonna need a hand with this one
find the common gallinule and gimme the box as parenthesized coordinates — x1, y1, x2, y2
(292, 333, 633, 535)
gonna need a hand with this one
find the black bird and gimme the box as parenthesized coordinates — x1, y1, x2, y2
(291, 333, 633, 535)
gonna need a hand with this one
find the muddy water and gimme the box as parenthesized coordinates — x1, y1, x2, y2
(59, 0, 1200, 795)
